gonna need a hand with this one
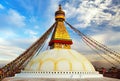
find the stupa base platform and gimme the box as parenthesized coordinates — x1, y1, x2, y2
(3, 77, 120, 81)
(14, 71, 103, 78)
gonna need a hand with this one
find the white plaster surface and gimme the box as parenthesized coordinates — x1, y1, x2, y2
(25, 49, 95, 72)
(15, 71, 103, 78)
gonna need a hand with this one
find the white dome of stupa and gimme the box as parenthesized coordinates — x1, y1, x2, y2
(25, 49, 95, 72)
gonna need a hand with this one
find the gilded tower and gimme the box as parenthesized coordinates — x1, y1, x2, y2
(49, 5, 73, 49)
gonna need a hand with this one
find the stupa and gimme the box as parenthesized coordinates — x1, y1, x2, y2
(3, 5, 120, 81)
(14, 5, 102, 78)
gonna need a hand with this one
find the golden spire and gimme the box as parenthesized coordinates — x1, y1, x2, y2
(55, 4, 65, 21)
(49, 5, 73, 49)
(59, 4, 62, 10)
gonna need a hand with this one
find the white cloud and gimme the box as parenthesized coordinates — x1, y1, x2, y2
(25, 29, 38, 38)
(71, 28, 120, 64)
(49, 0, 60, 12)
(91, 34, 107, 44)
(7, 9, 26, 27)
(0, 47, 23, 67)
(0, 9, 26, 27)
(0, 44, 24, 61)
(0, 4, 4, 9)
(25, 29, 37, 35)
(0, 29, 38, 63)
(0, 36, 38, 63)
(0, 45, 24, 58)
(63, 0, 120, 28)
(0, 39, 24, 62)
(64, 3, 77, 18)
(0, 38, 11, 45)
(0, 30, 18, 39)
(11, 38, 38, 48)
(109, 9, 120, 26)
(91, 30, 120, 47)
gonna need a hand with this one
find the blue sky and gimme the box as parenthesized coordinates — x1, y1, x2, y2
(0, 0, 120, 68)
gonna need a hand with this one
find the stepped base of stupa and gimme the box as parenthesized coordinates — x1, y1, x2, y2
(14, 71, 103, 78)
(3, 77, 120, 81)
